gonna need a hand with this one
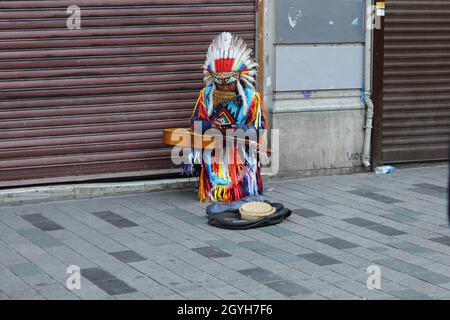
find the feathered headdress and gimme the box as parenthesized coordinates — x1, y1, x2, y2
(203, 32, 258, 116)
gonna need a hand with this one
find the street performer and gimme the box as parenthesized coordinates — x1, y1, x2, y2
(182, 32, 269, 203)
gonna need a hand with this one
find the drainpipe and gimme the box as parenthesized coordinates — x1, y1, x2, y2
(362, 0, 375, 168)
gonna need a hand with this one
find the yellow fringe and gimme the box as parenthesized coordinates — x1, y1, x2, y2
(246, 93, 261, 129)
(213, 185, 231, 202)
(198, 169, 207, 202)
(254, 94, 261, 128)
(190, 88, 205, 120)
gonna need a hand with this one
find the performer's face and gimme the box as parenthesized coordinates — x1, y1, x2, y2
(217, 82, 237, 92)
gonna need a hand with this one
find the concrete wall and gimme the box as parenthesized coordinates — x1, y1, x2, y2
(275, 0, 365, 44)
(262, 0, 367, 176)
(271, 91, 365, 174)
(275, 45, 364, 91)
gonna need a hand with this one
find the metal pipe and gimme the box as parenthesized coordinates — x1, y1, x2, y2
(362, 0, 375, 168)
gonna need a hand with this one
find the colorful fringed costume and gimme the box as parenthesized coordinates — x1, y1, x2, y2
(182, 32, 269, 203)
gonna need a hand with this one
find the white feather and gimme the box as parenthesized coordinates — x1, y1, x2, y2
(207, 83, 215, 116)
(205, 78, 213, 87)
(204, 32, 257, 88)
(240, 77, 255, 90)
(242, 74, 256, 84)
(236, 80, 249, 116)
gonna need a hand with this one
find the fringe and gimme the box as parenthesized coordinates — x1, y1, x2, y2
(181, 149, 202, 177)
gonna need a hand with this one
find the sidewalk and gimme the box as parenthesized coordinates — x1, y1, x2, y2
(0, 165, 449, 300)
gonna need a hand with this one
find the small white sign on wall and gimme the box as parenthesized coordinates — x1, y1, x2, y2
(376, 2, 385, 17)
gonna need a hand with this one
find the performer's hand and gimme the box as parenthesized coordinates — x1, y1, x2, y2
(249, 141, 258, 148)
(211, 120, 222, 129)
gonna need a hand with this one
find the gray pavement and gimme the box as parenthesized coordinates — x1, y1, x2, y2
(0, 165, 449, 300)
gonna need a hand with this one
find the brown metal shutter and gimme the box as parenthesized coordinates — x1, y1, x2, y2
(376, 0, 450, 163)
(0, 0, 257, 187)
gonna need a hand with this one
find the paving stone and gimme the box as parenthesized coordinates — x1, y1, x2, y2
(368, 225, 407, 236)
(255, 248, 304, 263)
(7, 263, 42, 278)
(192, 246, 232, 259)
(94, 279, 138, 296)
(245, 288, 288, 300)
(238, 268, 283, 283)
(81, 267, 116, 282)
(206, 284, 253, 300)
(429, 236, 450, 246)
(387, 241, 432, 254)
(262, 226, 298, 237)
(0, 291, 9, 300)
(299, 253, 342, 266)
(380, 214, 417, 224)
(342, 217, 378, 228)
(163, 208, 207, 225)
(349, 190, 403, 204)
(115, 292, 148, 300)
(408, 270, 450, 285)
(315, 285, 363, 300)
(109, 250, 147, 264)
(163, 208, 194, 218)
(0, 247, 28, 266)
(21, 274, 57, 288)
(291, 208, 324, 218)
(206, 239, 241, 250)
(291, 293, 329, 300)
(351, 185, 385, 193)
(409, 187, 447, 199)
(32, 221, 65, 232)
(0, 270, 33, 291)
(413, 183, 447, 193)
(264, 280, 311, 297)
(15, 228, 47, 240)
(22, 214, 64, 231)
(317, 237, 359, 250)
(36, 283, 80, 300)
(80, 267, 138, 296)
(370, 246, 390, 253)
(305, 198, 336, 206)
(213, 256, 256, 271)
(92, 211, 138, 228)
(388, 207, 425, 217)
(389, 289, 434, 300)
(4, 288, 44, 300)
(128, 260, 186, 284)
(21, 214, 49, 223)
(33, 237, 63, 248)
(92, 211, 122, 220)
(238, 241, 271, 251)
(342, 218, 407, 236)
(16, 228, 61, 248)
(334, 279, 397, 300)
(373, 259, 425, 274)
(108, 219, 139, 229)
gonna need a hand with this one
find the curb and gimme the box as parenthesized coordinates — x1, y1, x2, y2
(0, 166, 371, 207)
(0, 178, 198, 207)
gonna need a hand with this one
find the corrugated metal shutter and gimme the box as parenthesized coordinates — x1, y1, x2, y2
(0, 0, 257, 187)
(380, 0, 450, 162)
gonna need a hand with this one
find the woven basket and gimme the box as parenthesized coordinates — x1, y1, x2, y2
(239, 201, 276, 221)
